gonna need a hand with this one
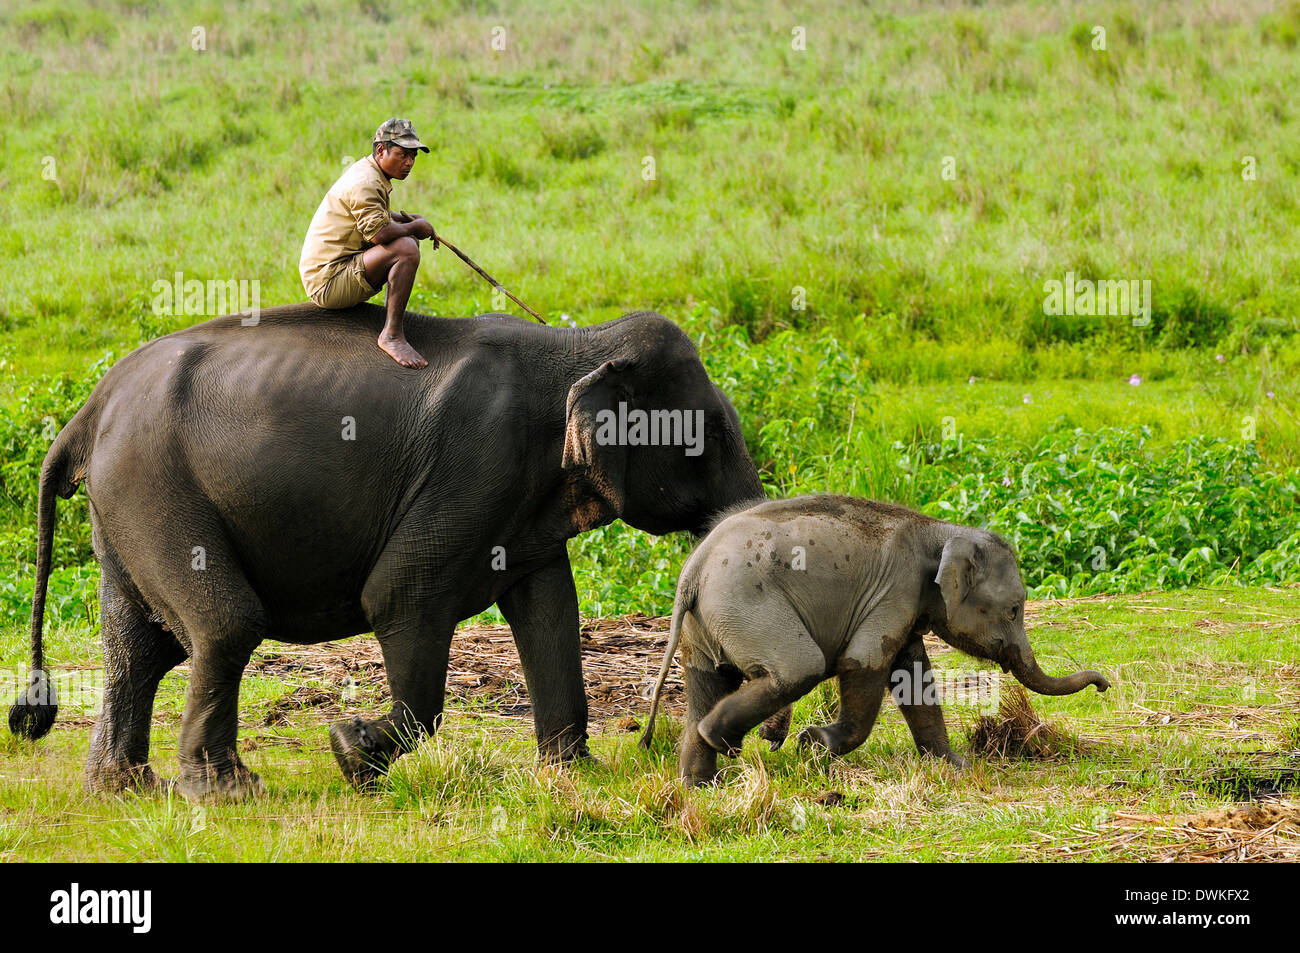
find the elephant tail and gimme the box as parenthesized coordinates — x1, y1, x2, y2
(639, 569, 698, 749)
(9, 423, 85, 740)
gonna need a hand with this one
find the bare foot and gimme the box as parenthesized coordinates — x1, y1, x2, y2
(377, 334, 427, 368)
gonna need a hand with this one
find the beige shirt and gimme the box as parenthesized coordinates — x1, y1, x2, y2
(299, 155, 393, 295)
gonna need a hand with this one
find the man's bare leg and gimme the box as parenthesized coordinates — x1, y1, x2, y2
(362, 237, 426, 368)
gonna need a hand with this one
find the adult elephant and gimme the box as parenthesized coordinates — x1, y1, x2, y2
(10, 304, 765, 800)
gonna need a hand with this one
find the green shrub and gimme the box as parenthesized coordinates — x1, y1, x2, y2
(537, 117, 606, 162)
(919, 428, 1300, 596)
(1150, 286, 1233, 349)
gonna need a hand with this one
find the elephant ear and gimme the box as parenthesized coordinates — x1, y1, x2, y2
(561, 359, 634, 531)
(935, 534, 984, 615)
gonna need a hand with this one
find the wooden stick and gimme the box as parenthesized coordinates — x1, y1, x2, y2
(437, 234, 546, 324)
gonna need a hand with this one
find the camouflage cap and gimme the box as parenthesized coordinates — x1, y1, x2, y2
(373, 118, 430, 153)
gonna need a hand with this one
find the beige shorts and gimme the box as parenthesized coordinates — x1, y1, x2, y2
(306, 253, 380, 309)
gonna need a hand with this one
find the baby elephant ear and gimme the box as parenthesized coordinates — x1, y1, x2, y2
(562, 359, 635, 528)
(935, 534, 984, 614)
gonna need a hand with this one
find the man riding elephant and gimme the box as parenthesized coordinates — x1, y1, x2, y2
(299, 118, 439, 369)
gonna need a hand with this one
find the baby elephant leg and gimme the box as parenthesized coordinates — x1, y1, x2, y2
(757, 705, 793, 750)
(797, 665, 889, 756)
(697, 668, 823, 759)
(694, 616, 826, 761)
(891, 637, 965, 768)
(680, 665, 742, 786)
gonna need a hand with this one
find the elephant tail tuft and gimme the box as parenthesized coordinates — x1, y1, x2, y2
(9, 669, 57, 740)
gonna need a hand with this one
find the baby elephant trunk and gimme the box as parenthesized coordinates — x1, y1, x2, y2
(1009, 644, 1110, 696)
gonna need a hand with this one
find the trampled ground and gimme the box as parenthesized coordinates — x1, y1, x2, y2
(2, 586, 1297, 862)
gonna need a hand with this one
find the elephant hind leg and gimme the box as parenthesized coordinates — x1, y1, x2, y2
(696, 617, 826, 760)
(680, 664, 742, 786)
(697, 670, 824, 759)
(85, 575, 187, 794)
(168, 563, 268, 802)
(757, 705, 793, 750)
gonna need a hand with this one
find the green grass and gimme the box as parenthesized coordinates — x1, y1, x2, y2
(2, 587, 1296, 861)
(3, 0, 1300, 362)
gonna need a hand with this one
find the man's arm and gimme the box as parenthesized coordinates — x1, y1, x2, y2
(370, 216, 434, 245)
(348, 179, 434, 246)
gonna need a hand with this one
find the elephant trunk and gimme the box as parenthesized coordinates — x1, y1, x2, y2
(1008, 645, 1109, 696)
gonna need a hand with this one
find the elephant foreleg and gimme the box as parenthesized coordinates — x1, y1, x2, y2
(891, 638, 965, 768)
(330, 617, 455, 790)
(497, 554, 591, 763)
(797, 666, 888, 756)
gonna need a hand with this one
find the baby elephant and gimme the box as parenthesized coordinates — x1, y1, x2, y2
(640, 495, 1109, 785)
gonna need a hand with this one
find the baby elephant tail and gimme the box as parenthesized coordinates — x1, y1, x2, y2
(639, 571, 698, 749)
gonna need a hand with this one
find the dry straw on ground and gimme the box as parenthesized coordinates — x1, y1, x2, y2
(967, 683, 1083, 760)
(1110, 801, 1300, 862)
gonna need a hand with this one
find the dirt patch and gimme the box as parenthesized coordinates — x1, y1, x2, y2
(1180, 802, 1300, 833)
(263, 686, 338, 726)
(1115, 800, 1300, 862)
(245, 613, 679, 725)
